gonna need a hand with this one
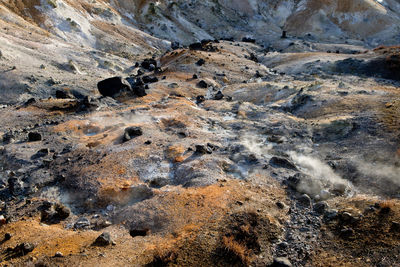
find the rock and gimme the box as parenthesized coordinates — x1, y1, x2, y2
(54, 203, 71, 220)
(324, 209, 338, 221)
(2, 132, 14, 144)
(55, 89, 74, 99)
(196, 95, 205, 104)
(4, 233, 12, 240)
(269, 157, 298, 170)
(276, 241, 288, 250)
(171, 41, 180, 50)
(314, 201, 329, 214)
(97, 77, 131, 97)
(276, 201, 287, 209)
(390, 221, 400, 232)
(41, 203, 70, 223)
(214, 91, 224, 100)
(298, 194, 312, 206)
(197, 80, 208, 88)
(281, 31, 287, 39)
(248, 53, 259, 63)
(168, 83, 179, 89)
(54, 251, 63, 257)
(28, 132, 42, 142)
(123, 127, 143, 142)
(195, 145, 213, 155)
(142, 76, 159, 84)
(339, 211, 359, 224)
(270, 257, 292, 267)
(242, 37, 256, 43)
(267, 135, 284, 144)
(130, 228, 150, 238)
(24, 98, 36, 106)
(196, 59, 205, 66)
(93, 232, 112, 246)
(32, 148, 49, 159)
(340, 228, 354, 238)
(192, 74, 198, 79)
(11, 243, 35, 256)
(284, 89, 313, 113)
(189, 42, 202, 50)
(74, 217, 90, 229)
(8, 177, 23, 196)
(0, 215, 6, 225)
(46, 77, 61, 86)
(141, 58, 157, 71)
(126, 77, 147, 97)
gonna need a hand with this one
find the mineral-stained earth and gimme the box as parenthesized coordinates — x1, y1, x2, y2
(0, 0, 400, 266)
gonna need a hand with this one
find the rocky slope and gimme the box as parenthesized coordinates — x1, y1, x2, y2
(0, 0, 400, 266)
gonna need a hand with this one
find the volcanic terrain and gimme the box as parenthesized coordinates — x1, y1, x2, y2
(0, 0, 400, 266)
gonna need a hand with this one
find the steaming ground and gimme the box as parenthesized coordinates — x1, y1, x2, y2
(0, 0, 400, 266)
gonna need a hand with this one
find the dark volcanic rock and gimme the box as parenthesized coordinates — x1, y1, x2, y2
(196, 59, 205, 66)
(141, 58, 157, 71)
(197, 80, 208, 88)
(55, 89, 74, 99)
(8, 243, 35, 257)
(142, 76, 159, 84)
(28, 132, 42, 142)
(189, 42, 202, 50)
(269, 157, 297, 170)
(126, 77, 147, 97)
(171, 41, 180, 50)
(314, 201, 329, 214)
(97, 77, 131, 97)
(248, 53, 259, 63)
(242, 37, 256, 43)
(195, 145, 213, 155)
(92, 232, 112, 246)
(214, 91, 224, 100)
(129, 228, 150, 238)
(8, 177, 23, 196)
(41, 203, 70, 224)
(123, 126, 143, 142)
(196, 95, 205, 104)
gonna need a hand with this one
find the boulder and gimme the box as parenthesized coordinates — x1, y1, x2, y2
(28, 132, 42, 142)
(97, 77, 131, 97)
(123, 127, 143, 142)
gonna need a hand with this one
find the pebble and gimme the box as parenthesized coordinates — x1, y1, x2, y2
(314, 201, 329, 214)
(92, 232, 112, 246)
(270, 257, 292, 267)
(54, 251, 63, 257)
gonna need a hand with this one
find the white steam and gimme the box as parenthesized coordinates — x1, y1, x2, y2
(290, 152, 353, 199)
(356, 160, 400, 186)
